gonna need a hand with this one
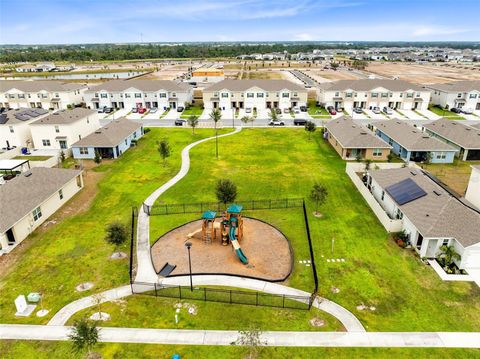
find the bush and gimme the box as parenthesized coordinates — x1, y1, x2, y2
(105, 221, 129, 247)
(216, 179, 237, 205)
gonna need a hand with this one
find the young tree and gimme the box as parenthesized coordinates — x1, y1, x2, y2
(187, 114, 199, 134)
(94, 150, 101, 164)
(268, 108, 278, 122)
(240, 115, 251, 127)
(330, 62, 339, 71)
(216, 179, 237, 206)
(69, 318, 99, 355)
(60, 150, 66, 163)
(310, 183, 328, 216)
(157, 138, 171, 166)
(304, 121, 317, 140)
(105, 221, 128, 249)
(364, 159, 372, 171)
(232, 327, 266, 359)
(209, 109, 222, 159)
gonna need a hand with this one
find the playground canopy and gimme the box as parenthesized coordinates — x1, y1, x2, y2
(201, 210, 217, 219)
(227, 204, 243, 214)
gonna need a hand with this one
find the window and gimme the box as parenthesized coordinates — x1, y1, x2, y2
(415, 93, 420, 97)
(469, 93, 477, 99)
(395, 208, 403, 220)
(42, 139, 51, 146)
(457, 93, 462, 98)
(125, 139, 128, 145)
(171, 93, 176, 97)
(42, 94, 48, 99)
(18, 94, 25, 99)
(257, 93, 264, 98)
(59, 140, 67, 149)
(221, 93, 229, 98)
(388, 138, 393, 146)
(55, 125, 59, 133)
(100, 93, 108, 98)
(293, 92, 297, 97)
(381, 190, 385, 200)
(400, 93, 403, 98)
(247, 93, 254, 98)
(345, 92, 353, 98)
(335, 92, 339, 97)
(442, 239, 449, 246)
(134, 93, 142, 98)
(32, 207, 42, 221)
(282, 93, 289, 98)
(371, 93, 378, 98)
(436, 152, 446, 159)
(9, 126, 14, 133)
(125, 94, 131, 98)
(389, 92, 393, 97)
(373, 148, 382, 157)
(28, 94, 31, 98)
(59, 189, 63, 200)
(55, 93, 59, 97)
(79, 147, 89, 155)
(406, 93, 413, 98)
(381, 93, 388, 98)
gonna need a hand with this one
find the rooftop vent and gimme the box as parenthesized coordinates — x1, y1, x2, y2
(433, 190, 442, 196)
(360, 131, 367, 135)
(95, 130, 102, 134)
(24, 170, 32, 177)
(410, 171, 417, 176)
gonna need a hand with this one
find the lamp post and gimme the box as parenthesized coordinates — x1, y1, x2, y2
(185, 242, 193, 291)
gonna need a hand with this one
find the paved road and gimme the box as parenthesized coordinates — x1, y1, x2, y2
(2, 325, 480, 348)
(289, 69, 319, 88)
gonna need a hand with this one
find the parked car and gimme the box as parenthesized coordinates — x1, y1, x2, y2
(175, 119, 186, 126)
(149, 107, 158, 113)
(275, 108, 281, 114)
(353, 107, 363, 114)
(97, 107, 105, 113)
(104, 107, 113, 114)
(461, 108, 473, 114)
(177, 106, 184, 112)
(382, 107, 393, 115)
(327, 106, 336, 115)
(138, 108, 147, 114)
(450, 107, 462, 113)
(131, 107, 138, 113)
(372, 107, 381, 114)
(269, 120, 285, 126)
(299, 106, 307, 112)
(245, 108, 252, 114)
(293, 107, 301, 114)
(283, 108, 290, 113)
(293, 119, 307, 126)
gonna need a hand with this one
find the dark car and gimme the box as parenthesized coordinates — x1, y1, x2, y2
(294, 118, 307, 126)
(353, 107, 363, 114)
(175, 119, 186, 126)
(450, 107, 462, 113)
(177, 106, 184, 112)
(299, 106, 307, 112)
(104, 107, 113, 113)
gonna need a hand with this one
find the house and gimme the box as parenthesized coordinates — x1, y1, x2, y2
(466, 165, 480, 209)
(71, 119, 143, 159)
(366, 167, 480, 271)
(202, 79, 307, 111)
(0, 80, 87, 110)
(29, 108, 100, 152)
(0, 108, 49, 149)
(0, 167, 84, 254)
(191, 68, 225, 83)
(317, 79, 431, 112)
(428, 80, 480, 111)
(84, 80, 193, 111)
(423, 118, 480, 161)
(374, 120, 457, 163)
(324, 117, 391, 160)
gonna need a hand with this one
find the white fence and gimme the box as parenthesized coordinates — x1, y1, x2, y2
(0, 147, 21, 160)
(346, 163, 404, 232)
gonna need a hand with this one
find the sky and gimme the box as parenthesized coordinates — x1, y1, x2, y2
(0, 0, 479, 44)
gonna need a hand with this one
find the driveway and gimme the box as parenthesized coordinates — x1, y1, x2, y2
(417, 109, 441, 120)
(102, 108, 129, 121)
(364, 109, 386, 120)
(400, 109, 425, 120)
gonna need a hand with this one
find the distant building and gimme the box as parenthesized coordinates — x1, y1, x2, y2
(191, 68, 224, 83)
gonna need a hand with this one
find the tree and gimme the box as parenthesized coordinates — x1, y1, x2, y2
(232, 327, 266, 359)
(330, 62, 339, 71)
(437, 245, 461, 270)
(268, 108, 278, 122)
(240, 115, 251, 127)
(310, 183, 328, 216)
(209, 109, 222, 159)
(93, 150, 101, 164)
(187, 115, 199, 134)
(157, 138, 171, 166)
(304, 121, 317, 140)
(216, 179, 237, 206)
(364, 159, 372, 171)
(69, 318, 99, 355)
(105, 221, 128, 249)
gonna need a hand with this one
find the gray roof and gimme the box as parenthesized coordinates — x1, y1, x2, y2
(0, 107, 49, 125)
(204, 79, 306, 92)
(369, 167, 480, 247)
(427, 80, 480, 93)
(424, 118, 480, 149)
(325, 117, 391, 149)
(0, 80, 86, 92)
(30, 108, 97, 125)
(374, 120, 457, 152)
(85, 80, 191, 93)
(318, 79, 426, 92)
(0, 167, 82, 233)
(71, 119, 141, 148)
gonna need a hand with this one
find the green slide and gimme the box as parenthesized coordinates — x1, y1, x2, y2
(229, 221, 248, 265)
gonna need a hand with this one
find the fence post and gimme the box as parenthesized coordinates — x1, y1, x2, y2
(179, 286, 182, 299)
(204, 287, 207, 301)
(154, 283, 158, 297)
(256, 292, 259, 306)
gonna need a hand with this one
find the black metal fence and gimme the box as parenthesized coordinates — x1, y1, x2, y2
(144, 198, 304, 216)
(129, 206, 138, 283)
(131, 282, 313, 310)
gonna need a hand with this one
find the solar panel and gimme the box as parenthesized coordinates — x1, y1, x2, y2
(24, 109, 40, 117)
(385, 178, 427, 206)
(0, 114, 7, 125)
(14, 114, 31, 121)
(33, 108, 48, 115)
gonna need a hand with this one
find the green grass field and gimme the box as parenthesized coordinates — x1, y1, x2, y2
(428, 105, 464, 120)
(181, 105, 204, 119)
(13, 155, 52, 161)
(307, 102, 331, 118)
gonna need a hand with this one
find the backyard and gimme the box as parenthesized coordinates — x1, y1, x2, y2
(428, 105, 464, 120)
(180, 105, 204, 119)
(422, 159, 480, 195)
(307, 101, 331, 118)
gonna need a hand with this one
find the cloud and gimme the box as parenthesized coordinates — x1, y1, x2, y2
(294, 32, 314, 41)
(412, 26, 470, 37)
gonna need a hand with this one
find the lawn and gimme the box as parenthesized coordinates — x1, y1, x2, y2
(428, 105, 464, 120)
(307, 101, 331, 118)
(181, 105, 204, 119)
(13, 155, 52, 161)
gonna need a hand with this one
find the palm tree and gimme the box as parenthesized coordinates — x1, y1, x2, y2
(437, 245, 461, 269)
(187, 114, 199, 134)
(310, 183, 328, 216)
(209, 109, 222, 159)
(69, 318, 99, 355)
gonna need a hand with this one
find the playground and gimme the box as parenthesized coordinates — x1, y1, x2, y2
(151, 205, 293, 281)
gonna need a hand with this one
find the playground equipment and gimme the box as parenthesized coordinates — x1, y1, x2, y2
(187, 205, 248, 264)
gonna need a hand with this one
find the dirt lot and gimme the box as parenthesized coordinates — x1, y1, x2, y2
(306, 68, 363, 83)
(151, 218, 292, 281)
(366, 62, 480, 84)
(423, 161, 480, 195)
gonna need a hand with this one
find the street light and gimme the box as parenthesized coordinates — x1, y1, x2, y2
(185, 241, 193, 291)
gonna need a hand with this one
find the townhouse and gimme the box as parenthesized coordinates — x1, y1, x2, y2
(317, 79, 430, 112)
(29, 108, 100, 151)
(0, 80, 87, 110)
(324, 117, 391, 160)
(0, 108, 49, 149)
(423, 118, 480, 161)
(428, 80, 480, 111)
(366, 167, 480, 271)
(373, 120, 457, 163)
(84, 80, 193, 111)
(202, 79, 307, 111)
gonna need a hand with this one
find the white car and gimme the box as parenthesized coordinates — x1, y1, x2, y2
(293, 107, 300, 114)
(461, 108, 473, 114)
(245, 108, 252, 114)
(372, 107, 381, 114)
(382, 107, 393, 115)
(269, 120, 285, 126)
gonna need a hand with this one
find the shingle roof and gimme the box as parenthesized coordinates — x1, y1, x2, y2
(0, 80, 86, 92)
(0, 168, 82, 233)
(85, 80, 191, 93)
(71, 119, 141, 147)
(374, 120, 457, 152)
(318, 79, 426, 92)
(204, 79, 305, 92)
(30, 108, 97, 125)
(427, 80, 480, 93)
(424, 118, 480, 149)
(325, 117, 391, 149)
(369, 167, 480, 248)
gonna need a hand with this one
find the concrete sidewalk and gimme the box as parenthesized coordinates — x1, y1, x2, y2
(2, 325, 480, 348)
